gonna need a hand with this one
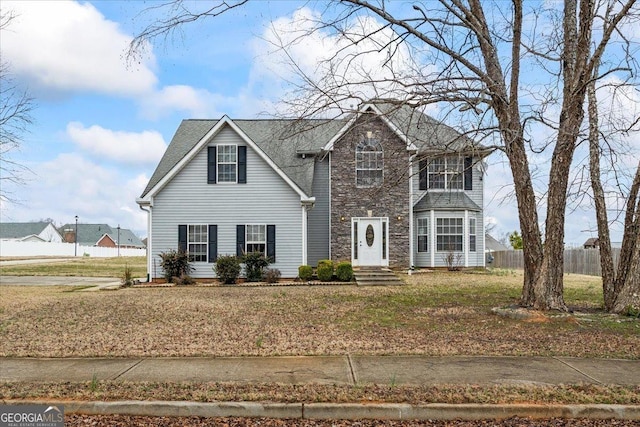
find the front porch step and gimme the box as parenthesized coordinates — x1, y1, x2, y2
(353, 268, 405, 286)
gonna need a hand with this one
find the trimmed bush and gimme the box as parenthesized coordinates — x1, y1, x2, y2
(214, 255, 241, 284)
(317, 264, 334, 282)
(335, 261, 353, 282)
(298, 265, 313, 281)
(159, 250, 193, 283)
(243, 251, 270, 282)
(317, 259, 334, 270)
(264, 268, 281, 283)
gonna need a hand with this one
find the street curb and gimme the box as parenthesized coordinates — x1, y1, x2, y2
(4, 400, 640, 421)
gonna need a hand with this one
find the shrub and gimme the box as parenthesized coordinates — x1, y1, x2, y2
(264, 268, 281, 283)
(317, 259, 334, 270)
(159, 250, 193, 283)
(174, 274, 196, 286)
(317, 264, 334, 282)
(335, 261, 353, 282)
(298, 265, 313, 281)
(243, 251, 271, 282)
(214, 255, 241, 284)
(121, 264, 134, 287)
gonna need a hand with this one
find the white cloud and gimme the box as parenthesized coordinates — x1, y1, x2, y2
(66, 122, 166, 165)
(249, 7, 427, 116)
(0, 153, 149, 236)
(2, 0, 157, 96)
(138, 85, 216, 120)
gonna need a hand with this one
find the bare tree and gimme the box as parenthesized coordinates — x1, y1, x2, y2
(588, 68, 640, 313)
(0, 11, 35, 203)
(129, 0, 639, 311)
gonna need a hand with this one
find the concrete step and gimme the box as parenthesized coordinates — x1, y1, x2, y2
(353, 268, 404, 286)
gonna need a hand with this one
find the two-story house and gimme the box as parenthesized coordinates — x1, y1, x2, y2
(137, 103, 489, 280)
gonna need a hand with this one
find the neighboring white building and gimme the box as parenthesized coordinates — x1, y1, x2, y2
(0, 222, 63, 243)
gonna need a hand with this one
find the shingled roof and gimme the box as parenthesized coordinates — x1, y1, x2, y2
(141, 103, 484, 199)
(0, 222, 54, 240)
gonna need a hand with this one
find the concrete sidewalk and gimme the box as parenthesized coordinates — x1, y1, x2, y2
(2, 355, 639, 386)
(4, 356, 639, 421)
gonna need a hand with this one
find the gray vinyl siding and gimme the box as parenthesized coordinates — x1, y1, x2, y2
(412, 156, 484, 268)
(307, 157, 329, 266)
(150, 125, 303, 279)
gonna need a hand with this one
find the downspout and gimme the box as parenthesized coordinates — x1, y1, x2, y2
(138, 203, 151, 282)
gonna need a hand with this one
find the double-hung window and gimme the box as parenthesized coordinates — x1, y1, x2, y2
(217, 144, 237, 183)
(436, 218, 463, 252)
(421, 156, 466, 190)
(417, 218, 429, 252)
(356, 136, 383, 187)
(246, 224, 266, 253)
(187, 224, 207, 262)
(469, 218, 477, 252)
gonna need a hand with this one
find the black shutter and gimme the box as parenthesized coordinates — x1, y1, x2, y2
(464, 156, 473, 191)
(419, 159, 427, 190)
(178, 225, 187, 252)
(207, 146, 217, 184)
(236, 225, 245, 257)
(208, 225, 217, 263)
(267, 225, 276, 262)
(238, 146, 247, 184)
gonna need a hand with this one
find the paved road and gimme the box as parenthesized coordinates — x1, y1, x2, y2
(0, 275, 119, 287)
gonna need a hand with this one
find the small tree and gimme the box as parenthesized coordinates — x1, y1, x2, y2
(159, 250, 192, 283)
(509, 231, 524, 250)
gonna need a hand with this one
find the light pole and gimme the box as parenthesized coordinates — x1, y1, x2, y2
(117, 225, 120, 257)
(74, 215, 78, 257)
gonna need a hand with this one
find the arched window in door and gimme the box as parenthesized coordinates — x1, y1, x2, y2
(356, 133, 383, 187)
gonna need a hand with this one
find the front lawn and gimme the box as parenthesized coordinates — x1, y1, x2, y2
(0, 270, 637, 359)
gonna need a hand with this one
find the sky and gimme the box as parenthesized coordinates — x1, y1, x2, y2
(1, 0, 638, 246)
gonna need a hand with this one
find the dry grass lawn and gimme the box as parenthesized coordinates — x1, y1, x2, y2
(1, 270, 637, 359)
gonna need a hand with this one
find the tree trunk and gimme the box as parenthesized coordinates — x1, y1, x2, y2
(612, 228, 640, 314)
(587, 70, 617, 310)
(611, 163, 640, 314)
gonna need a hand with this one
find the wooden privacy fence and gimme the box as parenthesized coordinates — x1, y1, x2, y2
(490, 248, 621, 277)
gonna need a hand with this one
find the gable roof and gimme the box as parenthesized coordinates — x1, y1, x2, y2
(57, 223, 144, 247)
(485, 234, 510, 252)
(0, 222, 55, 239)
(140, 103, 486, 200)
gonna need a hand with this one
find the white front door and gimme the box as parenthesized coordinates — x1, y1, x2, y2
(352, 218, 387, 267)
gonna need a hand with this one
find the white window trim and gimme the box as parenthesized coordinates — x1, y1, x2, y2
(417, 217, 429, 253)
(427, 156, 464, 191)
(245, 224, 266, 254)
(436, 217, 464, 252)
(469, 217, 477, 253)
(217, 144, 238, 184)
(355, 137, 384, 188)
(188, 224, 208, 263)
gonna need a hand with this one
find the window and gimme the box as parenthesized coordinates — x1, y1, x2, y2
(356, 135, 383, 187)
(246, 224, 266, 253)
(417, 218, 429, 252)
(469, 218, 477, 252)
(217, 144, 237, 183)
(188, 224, 207, 262)
(436, 218, 463, 252)
(179, 224, 217, 262)
(237, 224, 276, 261)
(420, 156, 466, 190)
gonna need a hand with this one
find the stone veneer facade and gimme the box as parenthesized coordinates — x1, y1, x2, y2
(330, 113, 411, 268)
